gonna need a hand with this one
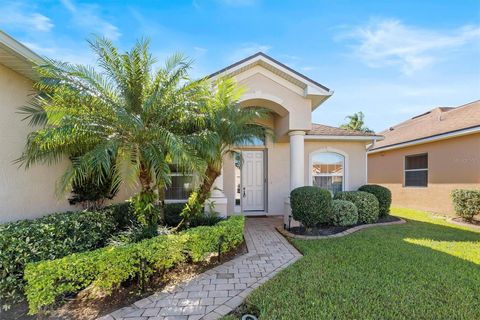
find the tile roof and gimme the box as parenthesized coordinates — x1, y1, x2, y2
(371, 100, 480, 150)
(307, 123, 378, 136)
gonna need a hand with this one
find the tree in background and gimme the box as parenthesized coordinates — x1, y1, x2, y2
(17, 37, 205, 231)
(340, 111, 374, 133)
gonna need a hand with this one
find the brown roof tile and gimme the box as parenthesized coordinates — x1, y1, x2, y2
(371, 100, 480, 150)
(308, 123, 377, 136)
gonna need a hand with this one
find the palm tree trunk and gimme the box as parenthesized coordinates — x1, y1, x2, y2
(196, 165, 221, 208)
(180, 165, 220, 223)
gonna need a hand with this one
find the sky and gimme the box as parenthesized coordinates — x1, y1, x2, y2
(1, 0, 479, 132)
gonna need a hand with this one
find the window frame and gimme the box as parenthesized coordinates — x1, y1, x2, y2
(403, 153, 428, 188)
(165, 171, 194, 201)
(310, 151, 346, 194)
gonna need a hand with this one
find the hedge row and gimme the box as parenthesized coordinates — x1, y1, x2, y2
(23, 216, 245, 314)
(0, 203, 133, 308)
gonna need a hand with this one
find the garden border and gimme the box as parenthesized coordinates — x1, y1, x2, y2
(446, 217, 480, 230)
(276, 217, 406, 240)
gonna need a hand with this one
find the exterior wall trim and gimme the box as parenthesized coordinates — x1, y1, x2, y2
(369, 126, 480, 154)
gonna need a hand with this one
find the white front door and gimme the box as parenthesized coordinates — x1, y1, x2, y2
(241, 150, 265, 211)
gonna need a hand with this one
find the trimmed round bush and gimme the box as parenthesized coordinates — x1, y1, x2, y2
(331, 200, 358, 226)
(451, 189, 480, 222)
(334, 191, 379, 224)
(290, 186, 333, 228)
(358, 184, 392, 217)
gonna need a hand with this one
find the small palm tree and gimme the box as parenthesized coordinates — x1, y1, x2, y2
(340, 111, 374, 133)
(17, 37, 205, 227)
(181, 78, 269, 221)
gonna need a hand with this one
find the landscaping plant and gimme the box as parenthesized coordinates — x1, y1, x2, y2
(358, 184, 392, 216)
(290, 186, 333, 228)
(180, 78, 269, 222)
(0, 206, 129, 309)
(451, 189, 480, 222)
(331, 200, 358, 226)
(334, 191, 379, 224)
(16, 37, 206, 229)
(23, 216, 245, 314)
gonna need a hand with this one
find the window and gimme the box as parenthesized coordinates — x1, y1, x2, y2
(404, 153, 428, 187)
(312, 152, 344, 194)
(165, 166, 194, 200)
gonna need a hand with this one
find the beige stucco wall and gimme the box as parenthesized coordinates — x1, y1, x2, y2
(0, 64, 73, 223)
(222, 138, 368, 215)
(368, 133, 480, 214)
(0, 64, 132, 223)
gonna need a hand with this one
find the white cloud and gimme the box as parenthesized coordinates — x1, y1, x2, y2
(228, 43, 271, 62)
(340, 18, 480, 75)
(60, 0, 121, 40)
(0, 4, 53, 32)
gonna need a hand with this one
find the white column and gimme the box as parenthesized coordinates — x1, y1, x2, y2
(205, 168, 228, 217)
(289, 130, 305, 190)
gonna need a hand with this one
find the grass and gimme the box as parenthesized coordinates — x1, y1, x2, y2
(236, 208, 480, 320)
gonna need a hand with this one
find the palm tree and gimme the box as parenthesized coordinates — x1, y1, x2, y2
(180, 78, 269, 221)
(340, 111, 374, 133)
(16, 37, 206, 227)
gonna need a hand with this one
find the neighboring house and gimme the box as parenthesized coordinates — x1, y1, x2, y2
(368, 101, 480, 214)
(0, 32, 381, 223)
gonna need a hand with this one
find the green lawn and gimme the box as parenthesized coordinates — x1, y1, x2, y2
(236, 208, 480, 319)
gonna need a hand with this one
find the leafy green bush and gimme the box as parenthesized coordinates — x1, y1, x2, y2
(331, 200, 358, 227)
(24, 216, 245, 314)
(24, 234, 187, 314)
(358, 184, 392, 216)
(0, 204, 132, 309)
(188, 212, 224, 228)
(164, 202, 186, 226)
(451, 189, 480, 221)
(290, 186, 333, 228)
(334, 191, 379, 224)
(182, 216, 244, 262)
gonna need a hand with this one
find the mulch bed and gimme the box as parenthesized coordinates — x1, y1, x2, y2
(4, 242, 247, 320)
(288, 215, 401, 236)
(451, 217, 480, 228)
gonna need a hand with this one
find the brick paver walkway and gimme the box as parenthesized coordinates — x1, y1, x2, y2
(101, 216, 301, 320)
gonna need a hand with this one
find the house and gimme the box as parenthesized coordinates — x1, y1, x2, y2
(368, 101, 480, 214)
(202, 52, 382, 225)
(0, 31, 381, 224)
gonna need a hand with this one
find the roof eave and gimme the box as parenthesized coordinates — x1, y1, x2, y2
(0, 30, 44, 81)
(208, 52, 333, 103)
(305, 135, 384, 141)
(368, 125, 480, 154)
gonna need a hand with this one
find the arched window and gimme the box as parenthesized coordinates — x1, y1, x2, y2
(311, 152, 344, 194)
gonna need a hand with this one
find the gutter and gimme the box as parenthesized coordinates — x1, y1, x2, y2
(304, 135, 384, 141)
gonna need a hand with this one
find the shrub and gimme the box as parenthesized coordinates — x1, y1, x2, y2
(188, 212, 224, 228)
(331, 200, 358, 227)
(290, 186, 333, 228)
(24, 234, 187, 315)
(451, 189, 480, 221)
(334, 191, 379, 224)
(182, 216, 244, 262)
(24, 216, 245, 314)
(0, 204, 132, 308)
(358, 184, 392, 217)
(164, 202, 186, 227)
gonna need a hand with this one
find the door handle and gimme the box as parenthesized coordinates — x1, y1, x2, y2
(242, 187, 246, 198)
